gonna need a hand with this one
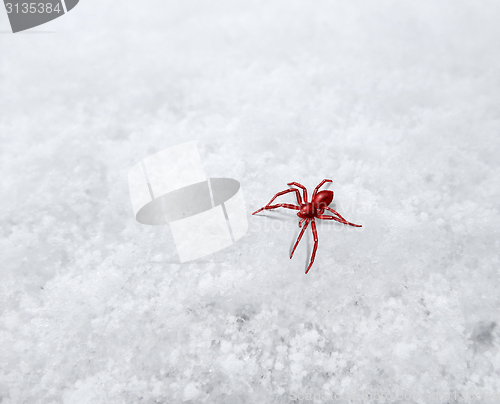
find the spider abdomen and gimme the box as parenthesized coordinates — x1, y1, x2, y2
(312, 190, 334, 211)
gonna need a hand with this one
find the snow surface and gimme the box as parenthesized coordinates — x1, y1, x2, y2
(1, 1, 500, 403)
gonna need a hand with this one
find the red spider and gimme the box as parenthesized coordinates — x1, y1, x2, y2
(252, 179, 362, 274)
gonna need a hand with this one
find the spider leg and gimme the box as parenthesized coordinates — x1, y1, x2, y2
(287, 182, 308, 203)
(305, 218, 319, 274)
(324, 207, 362, 227)
(252, 188, 302, 215)
(317, 215, 346, 224)
(312, 179, 333, 198)
(318, 213, 362, 227)
(298, 217, 307, 227)
(253, 203, 300, 215)
(286, 186, 303, 205)
(290, 219, 309, 259)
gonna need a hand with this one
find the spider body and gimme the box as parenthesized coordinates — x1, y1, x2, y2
(252, 180, 361, 274)
(298, 202, 317, 218)
(298, 190, 334, 219)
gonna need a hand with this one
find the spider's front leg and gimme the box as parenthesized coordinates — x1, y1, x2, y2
(253, 203, 300, 215)
(252, 188, 301, 215)
(305, 219, 319, 274)
(290, 219, 309, 259)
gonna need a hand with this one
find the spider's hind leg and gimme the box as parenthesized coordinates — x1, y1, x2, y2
(312, 179, 333, 198)
(324, 207, 362, 227)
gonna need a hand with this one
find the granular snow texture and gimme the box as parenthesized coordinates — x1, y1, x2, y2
(1, 1, 500, 403)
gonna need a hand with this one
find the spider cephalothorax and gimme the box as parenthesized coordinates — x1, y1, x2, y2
(252, 179, 361, 274)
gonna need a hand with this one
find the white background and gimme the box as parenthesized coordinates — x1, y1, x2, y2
(1, 1, 500, 403)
